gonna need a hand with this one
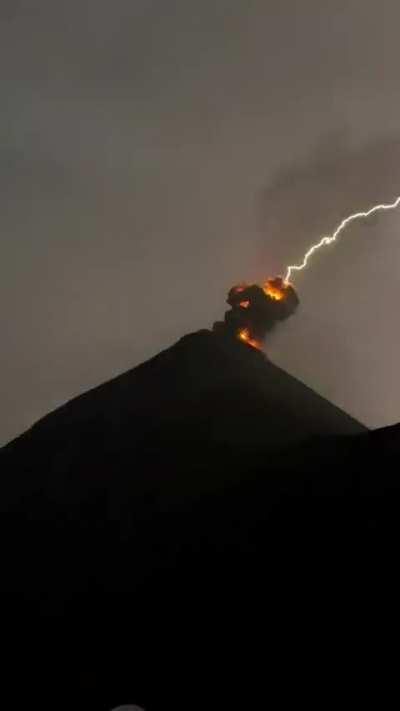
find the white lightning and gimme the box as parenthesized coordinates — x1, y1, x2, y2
(284, 195, 400, 284)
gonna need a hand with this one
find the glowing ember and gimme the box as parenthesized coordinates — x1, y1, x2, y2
(213, 275, 299, 350)
(263, 282, 285, 301)
(238, 328, 262, 350)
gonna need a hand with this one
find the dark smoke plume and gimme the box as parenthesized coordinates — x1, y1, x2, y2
(214, 276, 299, 348)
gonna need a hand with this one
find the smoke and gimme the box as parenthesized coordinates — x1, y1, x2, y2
(213, 276, 299, 349)
(258, 133, 400, 279)
(284, 194, 400, 284)
(255, 133, 400, 427)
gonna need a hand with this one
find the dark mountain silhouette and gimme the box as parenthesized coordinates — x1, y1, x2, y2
(1, 330, 398, 710)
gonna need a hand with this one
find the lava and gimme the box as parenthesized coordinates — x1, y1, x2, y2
(213, 276, 299, 350)
(238, 328, 263, 350)
(263, 282, 285, 301)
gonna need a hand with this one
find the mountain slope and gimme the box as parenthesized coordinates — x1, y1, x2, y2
(4, 328, 365, 459)
(2, 330, 398, 711)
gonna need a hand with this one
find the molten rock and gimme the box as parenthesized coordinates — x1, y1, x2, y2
(214, 276, 299, 349)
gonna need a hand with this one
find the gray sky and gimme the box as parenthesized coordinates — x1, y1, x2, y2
(2, 0, 400, 444)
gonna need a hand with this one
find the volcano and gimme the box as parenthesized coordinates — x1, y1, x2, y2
(1, 325, 399, 710)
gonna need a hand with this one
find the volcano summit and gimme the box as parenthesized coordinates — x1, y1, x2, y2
(1, 285, 398, 711)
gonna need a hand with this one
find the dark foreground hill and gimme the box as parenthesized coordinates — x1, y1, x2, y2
(1, 330, 399, 710)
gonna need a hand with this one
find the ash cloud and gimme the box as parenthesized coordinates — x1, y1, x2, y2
(257, 132, 400, 277)
(214, 277, 299, 347)
(257, 133, 400, 427)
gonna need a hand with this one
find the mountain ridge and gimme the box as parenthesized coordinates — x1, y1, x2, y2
(1, 329, 398, 711)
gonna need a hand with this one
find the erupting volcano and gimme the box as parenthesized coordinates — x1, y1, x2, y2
(5, 256, 397, 711)
(214, 276, 300, 350)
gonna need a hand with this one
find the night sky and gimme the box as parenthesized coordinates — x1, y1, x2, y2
(2, 1, 400, 445)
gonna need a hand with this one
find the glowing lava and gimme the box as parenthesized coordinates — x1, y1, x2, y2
(217, 277, 299, 350)
(222, 195, 399, 352)
(263, 282, 285, 301)
(238, 328, 262, 350)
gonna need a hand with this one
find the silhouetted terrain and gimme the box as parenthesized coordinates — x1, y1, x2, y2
(1, 331, 398, 710)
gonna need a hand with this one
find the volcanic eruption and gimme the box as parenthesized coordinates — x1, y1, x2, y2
(214, 276, 299, 349)
(7, 256, 399, 711)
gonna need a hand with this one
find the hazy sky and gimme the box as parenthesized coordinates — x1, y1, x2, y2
(2, 0, 400, 444)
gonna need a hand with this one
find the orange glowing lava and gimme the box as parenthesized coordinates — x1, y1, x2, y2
(238, 328, 262, 350)
(263, 282, 285, 301)
(226, 276, 298, 351)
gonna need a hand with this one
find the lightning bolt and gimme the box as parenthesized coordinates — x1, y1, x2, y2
(284, 195, 400, 284)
